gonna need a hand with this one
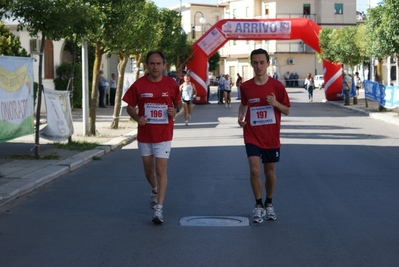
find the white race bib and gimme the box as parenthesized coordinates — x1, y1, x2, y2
(249, 105, 276, 126)
(144, 103, 169, 124)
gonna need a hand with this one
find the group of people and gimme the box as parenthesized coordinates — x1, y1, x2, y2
(122, 49, 291, 225)
(98, 71, 117, 108)
(284, 71, 299, 87)
(217, 73, 243, 107)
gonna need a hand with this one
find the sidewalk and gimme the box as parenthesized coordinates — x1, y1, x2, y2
(0, 106, 138, 206)
(0, 90, 398, 207)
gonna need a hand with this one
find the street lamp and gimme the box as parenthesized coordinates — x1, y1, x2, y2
(192, 11, 206, 39)
(203, 23, 212, 34)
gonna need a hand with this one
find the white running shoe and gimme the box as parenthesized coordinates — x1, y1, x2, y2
(185, 120, 188, 126)
(152, 206, 163, 224)
(188, 114, 191, 120)
(252, 205, 266, 224)
(150, 193, 157, 210)
(265, 204, 277, 221)
(228, 104, 231, 108)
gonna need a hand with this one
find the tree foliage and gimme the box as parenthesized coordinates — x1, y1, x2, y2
(0, 21, 28, 56)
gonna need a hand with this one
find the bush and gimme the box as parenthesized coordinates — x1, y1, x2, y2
(54, 62, 83, 108)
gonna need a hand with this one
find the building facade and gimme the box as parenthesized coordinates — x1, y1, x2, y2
(172, 0, 357, 85)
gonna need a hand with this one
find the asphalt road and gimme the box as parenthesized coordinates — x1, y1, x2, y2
(1, 88, 398, 267)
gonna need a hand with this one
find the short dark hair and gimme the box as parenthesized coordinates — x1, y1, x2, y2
(250, 48, 270, 62)
(145, 50, 167, 64)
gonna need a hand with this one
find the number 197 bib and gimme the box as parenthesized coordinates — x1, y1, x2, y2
(249, 105, 276, 126)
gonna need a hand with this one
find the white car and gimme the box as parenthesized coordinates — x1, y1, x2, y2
(314, 75, 324, 89)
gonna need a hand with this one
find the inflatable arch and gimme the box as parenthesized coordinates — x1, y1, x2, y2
(186, 18, 343, 103)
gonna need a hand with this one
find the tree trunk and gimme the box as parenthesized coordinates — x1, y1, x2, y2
(135, 54, 143, 81)
(34, 33, 46, 158)
(89, 43, 103, 135)
(68, 40, 77, 144)
(111, 54, 129, 129)
(376, 58, 386, 111)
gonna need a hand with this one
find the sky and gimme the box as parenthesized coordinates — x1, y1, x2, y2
(152, 0, 371, 13)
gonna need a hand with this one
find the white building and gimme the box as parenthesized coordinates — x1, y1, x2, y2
(172, 0, 357, 84)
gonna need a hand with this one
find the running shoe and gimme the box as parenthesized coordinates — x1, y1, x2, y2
(265, 204, 277, 221)
(188, 114, 191, 120)
(252, 205, 266, 224)
(150, 193, 157, 210)
(185, 120, 188, 126)
(152, 206, 163, 224)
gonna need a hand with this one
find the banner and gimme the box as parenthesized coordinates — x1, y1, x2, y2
(0, 56, 34, 143)
(364, 80, 399, 109)
(39, 88, 74, 141)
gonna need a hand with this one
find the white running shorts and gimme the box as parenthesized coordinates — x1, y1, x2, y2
(137, 141, 172, 159)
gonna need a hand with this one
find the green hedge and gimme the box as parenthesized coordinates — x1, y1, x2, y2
(54, 62, 83, 108)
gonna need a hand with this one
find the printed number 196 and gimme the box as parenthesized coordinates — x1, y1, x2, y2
(150, 110, 163, 117)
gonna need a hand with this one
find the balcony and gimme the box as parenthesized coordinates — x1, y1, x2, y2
(275, 42, 315, 54)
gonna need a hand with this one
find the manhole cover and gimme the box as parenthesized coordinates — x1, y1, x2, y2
(179, 216, 249, 227)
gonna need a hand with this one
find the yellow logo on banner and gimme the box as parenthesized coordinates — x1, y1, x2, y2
(0, 64, 31, 92)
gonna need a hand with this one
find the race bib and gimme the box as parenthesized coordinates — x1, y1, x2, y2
(144, 103, 169, 124)
(249, 105, 276, 126)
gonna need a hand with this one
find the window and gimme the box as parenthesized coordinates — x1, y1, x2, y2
(265, 5, 269, 16)
(44, 39, 54, 79)
(335, 3, 343, 14)
(303, 4, 310, 16)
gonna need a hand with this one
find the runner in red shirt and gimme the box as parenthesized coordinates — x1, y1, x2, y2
(123, 51, 182, 224)
(238, 48, 290, 224)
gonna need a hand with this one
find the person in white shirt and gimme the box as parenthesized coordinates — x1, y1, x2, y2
(179, 74, 197, 126)
(224, 74, 233, 108)
(109, 73, 117, 106)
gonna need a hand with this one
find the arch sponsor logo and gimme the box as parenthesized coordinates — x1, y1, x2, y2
(222, 21, 291, 38)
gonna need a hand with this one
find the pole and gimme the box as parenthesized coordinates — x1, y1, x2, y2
(82, 40, 89, 136)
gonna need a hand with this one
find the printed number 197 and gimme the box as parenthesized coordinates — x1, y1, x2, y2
(256, 111, 267, 119)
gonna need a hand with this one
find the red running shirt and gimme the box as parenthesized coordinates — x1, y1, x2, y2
(122, 75, 181, 143)
(240, 77, 290, 149)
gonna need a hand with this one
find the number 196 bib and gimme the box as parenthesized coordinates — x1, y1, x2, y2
(144, 103, 168, 124)
(249, 105, 276, 126)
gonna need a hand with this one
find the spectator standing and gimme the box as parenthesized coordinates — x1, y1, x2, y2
(354, 72, 362, 104)
(289, 72, 295, 87)
(236, 73, 243, 100)
(238, 48, 291, 224)
(98, 70, 108, 108)
(342, 70, 352, 106)
(294, 72, 299, 87)
(304, 72, 314, 102)
(273, 72, 278, 80)
(109, 73, 117, 106)
(284, 71, 290, 87)
(122, 50, 182, 224)
(218, 74, 225, 104)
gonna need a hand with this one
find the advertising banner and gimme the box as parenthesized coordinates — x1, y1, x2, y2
(364, 80, 399, 109)
(39, 88, 74, 142)
(0, 56, 34, 143)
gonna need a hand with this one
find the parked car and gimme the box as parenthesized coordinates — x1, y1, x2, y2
(314, 75, 324, 89)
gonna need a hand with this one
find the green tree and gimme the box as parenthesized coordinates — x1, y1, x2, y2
(0, 21, 28, 56)
(157, 8, 184, 72)
(7, 0, 96, 156)
(105, 0, 157, 128)
(208, 51, 220, 73)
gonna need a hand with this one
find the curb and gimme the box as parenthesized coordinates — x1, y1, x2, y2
(326, 101, 399, 126)
(0, 133, 137, 207)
